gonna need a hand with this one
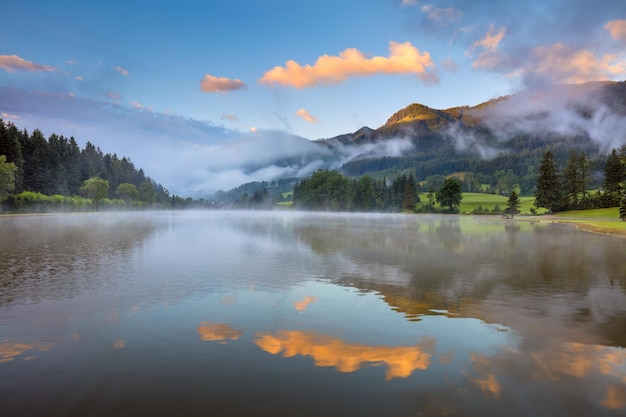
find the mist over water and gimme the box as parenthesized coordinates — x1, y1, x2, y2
(1, 211, 626, 416)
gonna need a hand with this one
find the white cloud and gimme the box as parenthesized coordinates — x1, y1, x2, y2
(113, 65, 129, 76)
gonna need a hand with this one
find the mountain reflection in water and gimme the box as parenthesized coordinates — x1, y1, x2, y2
(1, 211, 625, 417)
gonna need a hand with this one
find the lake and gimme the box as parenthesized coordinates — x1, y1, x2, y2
(1, 211, 626, 416)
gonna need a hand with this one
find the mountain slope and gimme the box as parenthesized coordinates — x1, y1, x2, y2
(220, 81, 626, 198)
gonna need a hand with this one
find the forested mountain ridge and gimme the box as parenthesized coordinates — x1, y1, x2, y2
(316, 80, 626, 193)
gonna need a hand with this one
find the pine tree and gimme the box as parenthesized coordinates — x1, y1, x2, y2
(505, 191, 521, 218)
(535, 150, 563, 214)
(604, 148, 625, 205)
(402, 174, 417, 212)
(620, 194, 626, 221)
(563, 150, 579, 208)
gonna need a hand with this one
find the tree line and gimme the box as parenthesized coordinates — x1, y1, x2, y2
(292, 169, 465, 213)
(535, 147, 626, 216)
(0, 119, 170, 211)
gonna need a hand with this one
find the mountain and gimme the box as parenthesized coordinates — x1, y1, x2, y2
(218, 80, 626, 200)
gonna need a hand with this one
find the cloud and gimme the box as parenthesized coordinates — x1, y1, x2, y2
(255, 330, 435, 380)
(296, 108, 319, 123)
(65, 60, 78, 65)
(221, 113, 239, 122)
(449, 26, 471, 45)
(1, 112, 20, 120)
(473, 83, 626, 152)
(259, 41, 438, 88)
(249, 126, 257, 133)
(421, 4, 462, 23)
(441, 58, 459, 73)
(75, 75, 84, 81)
(605, 19, 626, 43)
(129, 101, 144, 110)
(113, 65, 129, 76)
(0, 340, 52, 362)
(200, 74, 247, 93)
(0, 54, 55, 73)
(526, 43, 626, 85)
(402, 0, 418, 5)
(472, 25, 506, 52)
(293, 295, 317, 312)
(470, 25, 507, 69)
(0, 87, 421, 196)
(197, 322, 243, 341)
(107, 91, 121, 100)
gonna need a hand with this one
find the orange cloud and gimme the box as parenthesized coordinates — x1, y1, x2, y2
(602, 385, 626, 410)
(530, 43, 625, 84)
(467, 372, 502, 398)
(605, 20, 626, 43)
(255, 330, 435, 380)
(197, 322, 243, 341)
(473, 25, 506, 51)
(293, 295, 317, 311)
(0, 340, 52, 363)
(471, 25, 507, 69)
(0, 54, 55, 73)
(259, 41, 438, 88)
(200, 74, 247, 93)
(130, 101, 144, 110)
(295, 109, 319, 124)
(113, 65, 129, 76)
(108, 91, 121, 100)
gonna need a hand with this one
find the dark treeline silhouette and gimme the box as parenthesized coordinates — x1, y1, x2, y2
(292, 170, 420, 212)
(0, 119, 170, 210)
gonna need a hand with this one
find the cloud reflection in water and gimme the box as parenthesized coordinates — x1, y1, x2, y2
(255, 330, 435, 380)
(197, 322, 244, 342)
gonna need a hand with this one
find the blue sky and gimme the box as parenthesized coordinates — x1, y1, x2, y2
(2, 0, 626, 194)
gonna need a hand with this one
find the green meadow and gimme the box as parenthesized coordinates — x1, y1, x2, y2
(417, 192, 546, 215)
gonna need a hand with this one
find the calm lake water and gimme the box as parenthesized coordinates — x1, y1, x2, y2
(1, 211, 626, 417)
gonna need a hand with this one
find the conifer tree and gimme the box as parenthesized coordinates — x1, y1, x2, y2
(505, 190, 521, 218)
(402, 174, 417, 212)
(535, 150, 563, 214)
(604, 148, 625, 205)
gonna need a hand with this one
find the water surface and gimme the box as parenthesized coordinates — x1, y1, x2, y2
(1, 211, 625, 416)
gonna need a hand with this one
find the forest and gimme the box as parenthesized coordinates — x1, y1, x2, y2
(0, 119, 172, 212)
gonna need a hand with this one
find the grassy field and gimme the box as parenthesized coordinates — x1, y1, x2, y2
(417, 192, 547, 215)
(547, 207, 626, 235)
(553, 207, 619, 219)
